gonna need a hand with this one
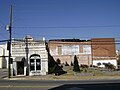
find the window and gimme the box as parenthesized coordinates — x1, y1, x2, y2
(30, 59, 35, 71)
(83, 45, 91, 54)
(62, 45, 79, 55)
(36, 59, 41, 70)
(30, 55, 41, 71)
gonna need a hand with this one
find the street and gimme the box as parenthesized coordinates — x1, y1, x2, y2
(0, 79, 120, 90)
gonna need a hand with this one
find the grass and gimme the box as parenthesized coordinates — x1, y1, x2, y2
(48, 67, 120, 80)
(62, 66, 120, 77)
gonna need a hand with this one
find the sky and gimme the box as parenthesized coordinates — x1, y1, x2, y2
(0, 0, 120, 47)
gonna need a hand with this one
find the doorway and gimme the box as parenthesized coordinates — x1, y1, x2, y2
(17, 61, 24, 75)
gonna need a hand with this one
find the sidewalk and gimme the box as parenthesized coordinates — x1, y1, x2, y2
(5, 74, 120, 81)
(0, 69, 8, 79)
(1, 68, 120, 81)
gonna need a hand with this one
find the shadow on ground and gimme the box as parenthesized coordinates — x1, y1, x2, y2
(49, 83, 120, 90)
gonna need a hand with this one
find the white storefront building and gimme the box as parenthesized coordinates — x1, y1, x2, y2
(0, 44, 8, 68)
(11, 35, 48, 76)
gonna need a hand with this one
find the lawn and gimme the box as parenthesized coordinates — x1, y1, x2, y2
(61, 66, 120, 77)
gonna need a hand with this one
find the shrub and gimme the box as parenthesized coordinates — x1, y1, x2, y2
(118, 55, 120, 65)
(73, 55, 80, 72)
(103, 63, 115, 70)
(97, 62, 101, 67)
(81, 64, 88, 68)
(65, 61, 69, 66)
(56, 58, 61, 65)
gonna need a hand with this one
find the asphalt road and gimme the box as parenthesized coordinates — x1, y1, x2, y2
(0, 79, 120, 90)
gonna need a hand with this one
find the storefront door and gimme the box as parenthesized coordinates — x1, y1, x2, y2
(17, 61, 24, 75)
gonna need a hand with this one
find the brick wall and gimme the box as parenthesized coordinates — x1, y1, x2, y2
(91, 38, 116, 59)
(48, 40, 92, 66)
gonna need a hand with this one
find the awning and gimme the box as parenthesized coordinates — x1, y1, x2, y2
(14, 56, 25, 62)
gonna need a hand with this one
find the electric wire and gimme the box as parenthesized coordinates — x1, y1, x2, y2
(12, 25, 120, 29)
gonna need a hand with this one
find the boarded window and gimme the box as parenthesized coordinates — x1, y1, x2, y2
(62, 45, 79, 55)
(83, 45, 91, 54)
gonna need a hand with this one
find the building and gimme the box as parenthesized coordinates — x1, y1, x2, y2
(48, 38, 117, 68)
(48, 39, 92, 66)
(91, 38, 117, 68)
(0, 44, 8, 68)
(11, 35, 48, 76)
(0, 37, 117, 75)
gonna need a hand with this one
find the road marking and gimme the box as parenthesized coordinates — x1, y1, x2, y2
(66, 87, 85, 90)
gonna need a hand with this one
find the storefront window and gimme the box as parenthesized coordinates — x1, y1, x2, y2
(36, 59, 41, 70)
(30, 55, 41, 71)
(30, 59, 35, 71)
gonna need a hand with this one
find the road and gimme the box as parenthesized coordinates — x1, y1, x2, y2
(0, 79, 120, 90)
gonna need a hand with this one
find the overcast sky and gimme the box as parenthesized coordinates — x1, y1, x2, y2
(0, 0, 120, 45)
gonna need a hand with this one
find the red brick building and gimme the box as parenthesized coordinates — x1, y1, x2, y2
(48, 39, 92, 66)
(91, 38, 117, 68)
(48, 38, 117, 68)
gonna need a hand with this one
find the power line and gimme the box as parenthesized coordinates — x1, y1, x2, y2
(11, 31, 120, 39)
(12, 25, 120, 29)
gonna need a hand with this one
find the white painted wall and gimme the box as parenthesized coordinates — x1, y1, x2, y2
(12, 37, 48, 76)
(0, 58, 2, 68)
(0, 44, 8, 68)
(93, 59, 117, 68)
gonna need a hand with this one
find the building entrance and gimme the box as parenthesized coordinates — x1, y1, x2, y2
(17, 61, 24, 75)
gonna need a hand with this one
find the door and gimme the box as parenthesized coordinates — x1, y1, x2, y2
(17, 61, 24, 75)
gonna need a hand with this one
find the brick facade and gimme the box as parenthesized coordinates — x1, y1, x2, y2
(48, 39, 92, 66)
(91, 38, 116, 58)
(91, 38, 117, 68)
(48, 38, 117, 68)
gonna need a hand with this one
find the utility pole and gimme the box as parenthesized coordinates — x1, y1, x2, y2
(25, 36, 29, 76)
(6, 5, 12, 78)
